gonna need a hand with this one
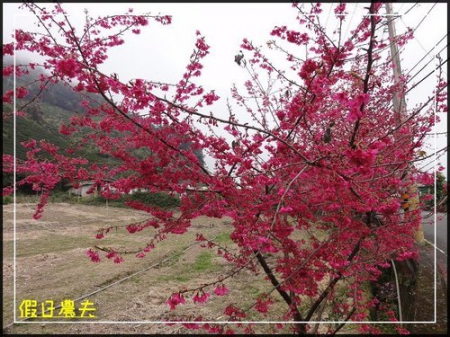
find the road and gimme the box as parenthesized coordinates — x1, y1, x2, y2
(421, 211, 447, 256)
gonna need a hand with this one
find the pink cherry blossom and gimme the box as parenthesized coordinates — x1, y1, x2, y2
(213, 284, 229, 296)
(166, 293, 186, 310)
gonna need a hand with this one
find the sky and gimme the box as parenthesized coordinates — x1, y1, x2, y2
(2, 2, 448, 177)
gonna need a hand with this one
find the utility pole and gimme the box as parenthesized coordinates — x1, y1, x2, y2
(385, 3, 423, 242)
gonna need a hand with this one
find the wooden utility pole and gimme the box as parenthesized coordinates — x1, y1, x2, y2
(385, 3, 423, 242)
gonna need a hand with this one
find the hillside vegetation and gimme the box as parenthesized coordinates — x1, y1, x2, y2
(2, 60, 205, 189)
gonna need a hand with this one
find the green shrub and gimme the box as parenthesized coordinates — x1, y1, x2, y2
(129, 191, 180, 209)
(2, 196, 13, 205)
(75, 191, 180, 209)
(50, 191, 75, 203)
(15, 194, 39, 203)
(10, 189, 180, 209)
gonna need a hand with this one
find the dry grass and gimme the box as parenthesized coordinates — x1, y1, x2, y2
(3, 203, 371, 335)
(3, 203, 292, 334)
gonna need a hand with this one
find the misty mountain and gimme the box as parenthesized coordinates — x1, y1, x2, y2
(2, 60, 205, 187)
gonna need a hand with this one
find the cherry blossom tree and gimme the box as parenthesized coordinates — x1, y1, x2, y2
(3, 2, 446, 334)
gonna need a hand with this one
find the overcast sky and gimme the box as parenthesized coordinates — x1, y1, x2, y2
(2, 2, 448, 177)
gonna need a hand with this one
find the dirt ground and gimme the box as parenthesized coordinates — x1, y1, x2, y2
(2, 202, 297, 335)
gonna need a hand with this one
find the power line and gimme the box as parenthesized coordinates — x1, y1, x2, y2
(411, 3, 437, 34)
(407, 43, 448, 85)
(407, 44, 448, 83)
(342, 3, 358, 42)
(399, 18, 447, 80)
(406, 57, 448, 95)
(397, 3, 406, 14)
(406, 33, 448, 75)
(323, 2, 333, 32)
(398, 5, 448, 80)
(403, 2, 419, 16)
(378, 4, 439, 57)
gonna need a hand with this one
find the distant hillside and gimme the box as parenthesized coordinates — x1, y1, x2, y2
(2, 61, 110, 153)
(2, 61, 117, 188)
(3, 102, 73, 160)
(2, 98, 121, 189)
(2, 59, 99, 113)
(2, 60, 205, 188)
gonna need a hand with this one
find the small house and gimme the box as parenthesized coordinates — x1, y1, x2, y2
(64, 180, 100, 198)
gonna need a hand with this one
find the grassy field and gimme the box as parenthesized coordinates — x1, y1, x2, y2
(3, 202, 305, 335)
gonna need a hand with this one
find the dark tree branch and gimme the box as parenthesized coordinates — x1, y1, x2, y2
(254, 251, 307, 334)
(349, 3, 377, 149)
(331, 306, 357, 335)
(305, 237, 363, 321)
